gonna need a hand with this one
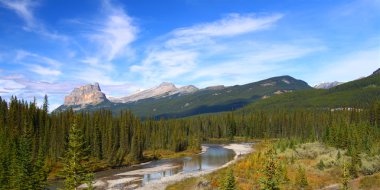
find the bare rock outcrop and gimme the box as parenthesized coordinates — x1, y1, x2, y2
(111, 82, 199, 103)
(314, 82, 343, 89)
(64, 82, 107, 106)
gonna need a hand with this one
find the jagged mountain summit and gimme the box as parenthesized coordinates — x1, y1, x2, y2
(110, 82, 199, 103)
(55, 76, 312, 118)
(63, 82, 108, 107)
(314, 81, 343, 89)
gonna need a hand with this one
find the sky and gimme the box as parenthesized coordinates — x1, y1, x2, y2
(0, 0, 379, 111)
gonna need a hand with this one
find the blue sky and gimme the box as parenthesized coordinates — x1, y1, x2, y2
(0, 0, 379, 110)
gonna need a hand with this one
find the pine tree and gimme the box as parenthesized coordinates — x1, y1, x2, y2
(222, 169, 237, 190)
(18, 121, 37, 189)
(348, 148, 360, 178)
(259, 148, 280, 190)
(295, 165, 308, 189)
(43, 94, 49, 113)
(317, 159, 325, 170)
(129, 123, 143, 161)
(341, 160, 350, 190)
(31, 151, 50, 189)
(60, 120, 94, 190)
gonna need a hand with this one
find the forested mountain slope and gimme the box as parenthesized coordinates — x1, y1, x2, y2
(242, 71, 380, 111)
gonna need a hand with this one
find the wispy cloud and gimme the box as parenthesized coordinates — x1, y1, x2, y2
(0, 74, 81, 110)
(174, 13, 282, 36)
(130, 50, 198, 83)
(130, 13, 323, 87)
(166, 13, 283, 47)
(0, 0, 68, 41)
(28, 65, 61, 76)
(189, 44, 325, 85)
(83, 0, 138, 63)
(0, 0, 36, 28)
(0, 78, 25, 94)
(14, 50, 62, 77)
(312, 47, 380, 85)
(70, 0, 138, 85)
(16, 50, 61, 67)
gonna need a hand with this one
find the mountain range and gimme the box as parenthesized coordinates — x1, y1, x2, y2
(55, 68, 380, 118)
(55, 76, 311, 118)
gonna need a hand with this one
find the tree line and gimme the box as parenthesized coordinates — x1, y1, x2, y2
(0, 95, 380, 189)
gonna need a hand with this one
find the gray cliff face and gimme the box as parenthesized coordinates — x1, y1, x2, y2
(64, 82, 107, 106)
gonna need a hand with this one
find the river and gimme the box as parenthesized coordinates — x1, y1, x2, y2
(48, 143, 253, 190)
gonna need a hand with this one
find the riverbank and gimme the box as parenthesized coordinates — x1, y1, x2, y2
(47, 148, 202, 181)
(138, 143, 253, 190)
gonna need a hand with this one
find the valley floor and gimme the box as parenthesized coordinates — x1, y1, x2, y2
(166, 140, 380, 190)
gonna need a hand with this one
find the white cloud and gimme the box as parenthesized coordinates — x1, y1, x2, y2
(85, 0, 138, 63)
(166, 13, 283, 47)
(0, 79, 25, 93)
(14, 50, 62, 77)
(130, 13, 323, 87)
(16, 50, 61, 67)
(71, 0, 138, 87)
(28, 65, 61, 76)
(81, 57, 113, 71)
(0, 0, 36, 28)
(0, 0, 68, 41)
(130, 50, 198, 83)
(312, 47, 380, 85)
(173, 13, 282, 37)
(74, 68, 121, 85)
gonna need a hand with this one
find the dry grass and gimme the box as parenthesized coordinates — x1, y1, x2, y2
(166, 141, 380, 190)
(358, 173, 380, 190)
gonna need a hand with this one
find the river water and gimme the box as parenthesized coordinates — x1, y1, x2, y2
(48, 144, 236, 190)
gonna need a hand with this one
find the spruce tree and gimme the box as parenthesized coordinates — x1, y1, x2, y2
(222, 169, 237, 190)
(60, 120, 94, 190)
(341, 160, 350, 190)
(43, 94, 49, 113)
(18, 121, 36, 189)
(348, 148, 360, 178)
(295, 165, 308, 189)
(259, 148, 280, 190)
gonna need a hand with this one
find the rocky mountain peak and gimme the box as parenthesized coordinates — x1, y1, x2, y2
(159, 82, 176, 88)
(64, 82, 107, 106)
(314, 81, 343, 89)
(169, 85, 199, 95)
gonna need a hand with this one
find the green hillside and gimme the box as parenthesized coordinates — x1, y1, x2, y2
(242, 73, 380, 111)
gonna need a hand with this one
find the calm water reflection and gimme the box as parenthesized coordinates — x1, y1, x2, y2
(48, 144, 235, 189)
